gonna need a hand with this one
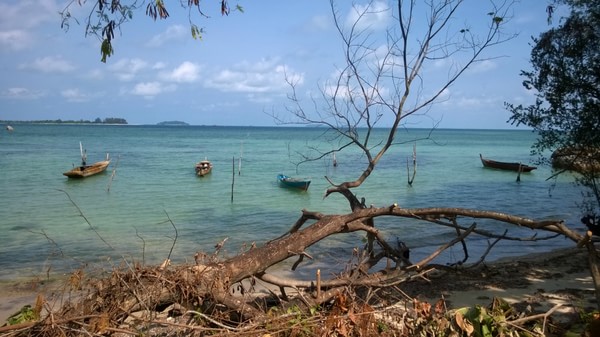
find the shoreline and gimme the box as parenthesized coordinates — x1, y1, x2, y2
(1, 245, 596, 325)
(401, 246, 596, 321)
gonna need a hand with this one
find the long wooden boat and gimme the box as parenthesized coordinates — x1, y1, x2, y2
(277, 174, 311, 191)
(480, 154, 536, 172)
(63, 160, 111, 178)
(195, 159, 213, 177)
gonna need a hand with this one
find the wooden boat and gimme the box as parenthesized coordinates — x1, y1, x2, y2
(195, 159, 213, 177)
(277, 174, 311, 191)
(63, 142, 110, 178)
(63, 159, 111, 178)
(480, 154, 537, 172)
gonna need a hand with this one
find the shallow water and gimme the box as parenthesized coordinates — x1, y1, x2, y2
(0, 125, 586, 281)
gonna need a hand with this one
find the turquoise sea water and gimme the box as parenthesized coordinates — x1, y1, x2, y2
(0, 124, 586, 282)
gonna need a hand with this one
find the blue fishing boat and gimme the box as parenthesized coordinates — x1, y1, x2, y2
(277, 174, 311, 191)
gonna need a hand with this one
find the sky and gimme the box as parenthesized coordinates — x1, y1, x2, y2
(0, 0, 562, 129)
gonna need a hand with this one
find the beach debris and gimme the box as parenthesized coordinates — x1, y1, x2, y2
(5, 305, 37, 326)
(581, 214, 600, 236)
(159, 258, 171, 270)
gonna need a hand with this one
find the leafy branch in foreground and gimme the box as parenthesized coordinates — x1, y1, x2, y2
(60, 0, 243, 62)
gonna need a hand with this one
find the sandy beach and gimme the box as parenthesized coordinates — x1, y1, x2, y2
(0, 276, 55, 325)
(401, 246, 596, 323)
(1, 246, 596, 329)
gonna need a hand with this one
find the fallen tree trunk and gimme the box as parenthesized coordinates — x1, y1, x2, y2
(8, 199, 590, 337)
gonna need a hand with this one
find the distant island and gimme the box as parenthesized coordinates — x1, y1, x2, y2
(1, 117, 128, 125)
(157, 121, 189, 126)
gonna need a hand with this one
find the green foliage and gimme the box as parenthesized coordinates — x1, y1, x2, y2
(7, 305, 38, 325)
(455, 306, 505, 336)
(100, 38, 114, 63)
(505, 0, 600, 210)
(103, 117, 128, 124)
(191, 24, 203, 40)
(60, 1, 244, 61)
(146, 0, 169, 20)
(407, 297, 545, 336)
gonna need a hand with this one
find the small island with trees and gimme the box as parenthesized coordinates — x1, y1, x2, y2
(0, 117, 128, 125)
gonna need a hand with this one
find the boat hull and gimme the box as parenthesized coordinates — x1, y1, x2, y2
(63, 160, 111, 178)
(480, 154, 536, 172)
(277, 174, 311, 191)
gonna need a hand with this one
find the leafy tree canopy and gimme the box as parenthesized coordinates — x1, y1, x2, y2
(505, 0, 600, 209)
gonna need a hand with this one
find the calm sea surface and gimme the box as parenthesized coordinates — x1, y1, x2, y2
(0, 124, 586, 282)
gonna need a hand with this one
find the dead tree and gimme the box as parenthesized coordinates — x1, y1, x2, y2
(276, 0, 519, 263)
(9, 1, 597, 335)
(5, 203, 590, 336)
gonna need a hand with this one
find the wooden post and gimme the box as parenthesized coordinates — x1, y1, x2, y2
(231, 156, 235, 203)
(407, 143, 417, 186)
(107, 155, 119, 193)
(238, 142, 243, 175)
(316, 269, 321, 299)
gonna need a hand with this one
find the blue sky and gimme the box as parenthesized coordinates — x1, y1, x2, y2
(1, 1, 558, 128)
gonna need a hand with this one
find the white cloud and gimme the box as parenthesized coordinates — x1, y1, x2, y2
(131, 81, 176, 98)
(85, 69, 104, 80)
(1, 87, 44, 99)
(0, 1, 59, 30)
(109, 58, 149, 81)
(438, 88, 451, 101)
(205, 59, 304, 94)
(0, 30, 32, 51)
(431, 58, 451, 69)
(198, 101, 240, 112)
(19, 56, 76, 73)
(346, 1, 391, 31)
(0, 1, 59, 51)
(132, 82, 162, 96)
(146, 25, 187, 47)
(308, 15, 330, 32)
(322, 82, 389, 103)
(246, 93, 275, 104)
(61, 88, 90, 102)
(162, 62, 201, 83)
(469, 59, 498, 73)
(438, 89, 498, 109)
(153, 62, 167, 70)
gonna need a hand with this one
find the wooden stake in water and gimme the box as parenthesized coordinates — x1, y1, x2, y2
(231, 156, 235, 203)
(407, 143, 417, 186)
(107, 154, 119, 193)
(238, 142, 243, 175)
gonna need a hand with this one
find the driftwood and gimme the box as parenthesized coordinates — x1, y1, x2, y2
(3, 184, 593, 336)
